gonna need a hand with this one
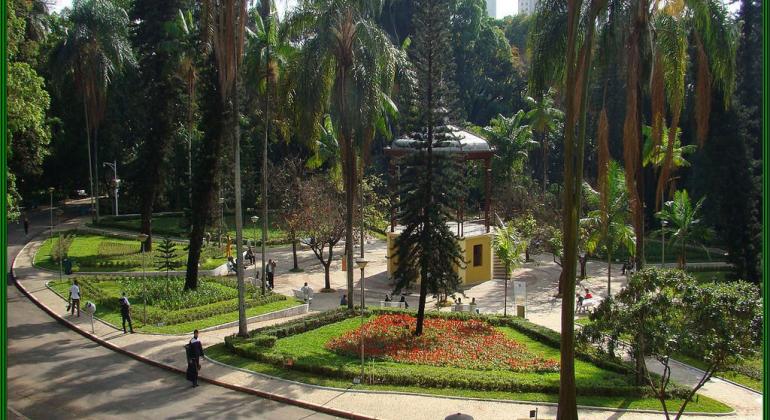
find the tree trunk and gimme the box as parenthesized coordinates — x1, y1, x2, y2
(325, 243, 333, 290)
(558, 0, 599, 417)
(292, 238, 298, 270)
(94, 127, 100, 223)
(415, 274, 428, 336)
(185, 59, 226, 290)
(543, 133, 548, 194)
(83, 96, 95, 224)
(234, 81, 247, 337)
(261, 17, 270, 297)
(607, 249, 612, 296)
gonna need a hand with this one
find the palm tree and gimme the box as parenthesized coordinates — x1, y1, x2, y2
(286, 0, 400, 308)
(174, 8, 199, 209)
(656, 190, 709, 269)
(614, 0, 737, 269)
(482, 110, 539, 180)
(493, 221, 527, 316)
(56, 0, 135, 224)
(525, 90, 563, 194)
(190, 0, 249, 337)
(244, 0, 297, 295)
(582, 160, 635, 296)
(529, 0, 607, 415)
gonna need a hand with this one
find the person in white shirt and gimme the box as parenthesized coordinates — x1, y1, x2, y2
(300, 282, 313, 304)
(69, 280, 81, 317)
(119, 292, 133, 333)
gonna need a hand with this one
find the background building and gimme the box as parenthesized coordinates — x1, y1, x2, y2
(518, 0, 538, 15)
(486, 0, 497, 17)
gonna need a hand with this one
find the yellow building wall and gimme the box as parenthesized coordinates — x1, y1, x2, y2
(386, 232, 493, 285)
(461, 234, 494, 285)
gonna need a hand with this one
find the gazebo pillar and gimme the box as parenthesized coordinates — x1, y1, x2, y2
(485, 158, 491, 232)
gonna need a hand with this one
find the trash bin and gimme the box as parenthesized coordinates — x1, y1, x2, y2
(516, 305, 526, 318)
(63, 258, 73, 275)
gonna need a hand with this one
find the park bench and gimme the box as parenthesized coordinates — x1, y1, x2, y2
(452, 303, 478, 313)
(379, 301, 406, 309)
(578, 297, 603, 313)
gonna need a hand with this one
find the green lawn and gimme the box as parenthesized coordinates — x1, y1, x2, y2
(576, 318, 761, 393)
(213, 314, 731, 413)
(672, 351, 763, 393)
(92, 214, 289, 244)
(592, 239, 725, 264)
(34, 231, 226, 272)
(207, 340, 729, 413)
(48, 277, 303, 334)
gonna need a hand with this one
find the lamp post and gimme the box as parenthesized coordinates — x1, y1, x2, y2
(103, 160, 119, 216)
(218, 197, 225, 246)
(56, 209, 65, 282)
(355, 258, 368, 383)
(661, 220, 668, 268)
(137, 233, 149, 324)
(48, 187, 54, 242)
(251, 215, 259, 292)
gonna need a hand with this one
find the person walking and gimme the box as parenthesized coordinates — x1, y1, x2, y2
(69, 280, 81, 317)
(186, 330, 204, 388)
(266, 259, 275, 289)
(119, 292, 134, 333)
(340, 294, 347, 306)
(300, 282, 313, 304)
(23, 216, 29, 236)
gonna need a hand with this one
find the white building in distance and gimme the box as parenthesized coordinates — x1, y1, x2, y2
(486, 0, 497, 17)
(518, 0, 538, 15)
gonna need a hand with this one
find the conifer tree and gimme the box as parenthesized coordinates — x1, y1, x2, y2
(156, 237, 181, 277)
(392, 0, 464, 336)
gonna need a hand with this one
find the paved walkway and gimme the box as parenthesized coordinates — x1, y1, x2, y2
(12, 230, 761, 419)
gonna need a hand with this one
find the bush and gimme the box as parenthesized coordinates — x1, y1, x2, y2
(252, 334, 277, 348)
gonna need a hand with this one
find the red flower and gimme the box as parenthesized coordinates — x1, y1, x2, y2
(325, 314, 559, 372)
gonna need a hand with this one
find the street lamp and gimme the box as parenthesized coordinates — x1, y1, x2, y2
(56, 209, 65, 282)
(355, 258, 369, 384)
(250, 215, 259, 292)
(103, 161, 119, 216)
(137, 233, 149, 324)
(218, 197, 225, 246)
(48, 187, 54, 242)
(661, 220, 668, 268)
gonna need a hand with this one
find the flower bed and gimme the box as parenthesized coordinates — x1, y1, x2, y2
(326, 314, 559, 372)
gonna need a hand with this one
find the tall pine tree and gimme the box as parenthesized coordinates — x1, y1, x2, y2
(392, 0, 464, 336)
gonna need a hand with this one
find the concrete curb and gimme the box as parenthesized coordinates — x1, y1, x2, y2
(204, 345, 735, 417)
(200, 303, 309, 332)
(13, 277, 377, 420)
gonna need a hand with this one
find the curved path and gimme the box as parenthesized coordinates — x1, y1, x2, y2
(7, 207, 761, 419)
(7, 208, 338, 420)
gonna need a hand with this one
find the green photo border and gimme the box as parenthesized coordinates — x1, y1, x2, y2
(0, 0, 766, 417)
(2, 0, 8, 415)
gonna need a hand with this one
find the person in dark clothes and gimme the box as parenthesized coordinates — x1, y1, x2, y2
(186, 330, 204, 388)
(23, 217, 29, 236)
(399, 295, 409, 309)
(119, 292, 134, 333)
(340, 294, 347, 306)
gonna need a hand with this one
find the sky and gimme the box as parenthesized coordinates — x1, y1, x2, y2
(50, 0, 739, 23)
(51, 0, 519, 18)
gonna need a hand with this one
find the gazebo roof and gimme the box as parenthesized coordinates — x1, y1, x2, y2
(385, 125, 494, 159)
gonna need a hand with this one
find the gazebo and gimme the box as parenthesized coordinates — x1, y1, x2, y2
(383, 125, 497, 286)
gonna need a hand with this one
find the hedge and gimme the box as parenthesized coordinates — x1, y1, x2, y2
(224, 308, 690, 398)
(56, 276, 288, 326)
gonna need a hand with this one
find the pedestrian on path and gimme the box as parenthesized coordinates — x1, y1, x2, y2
(185, 330, 204, 388)
(23, 216, 29, 236)
(340, 294, 347, 306)
(266, 259, 275, 289)
(300, 282, 313, 304)
(119, 292, 134, 333)
(68, 280, 81, 317)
